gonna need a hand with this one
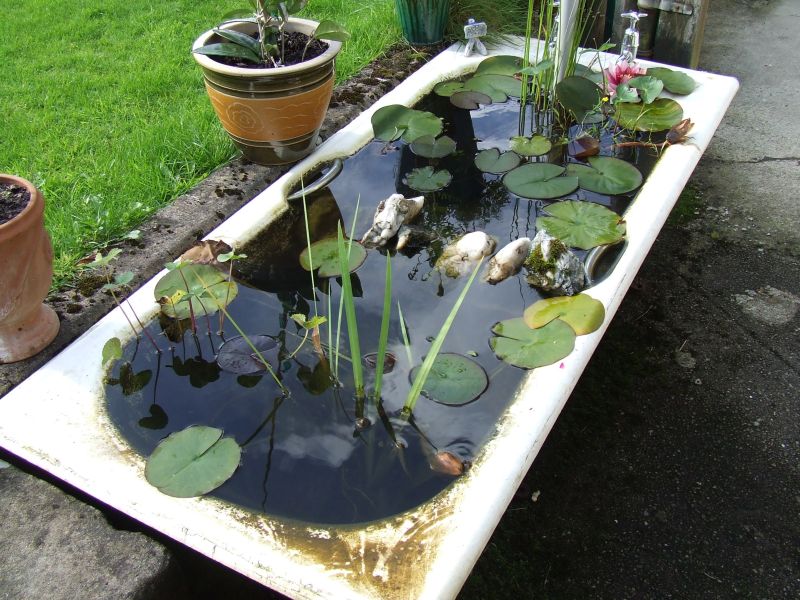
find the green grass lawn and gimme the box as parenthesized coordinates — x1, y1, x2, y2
(0, 1, 400, 288)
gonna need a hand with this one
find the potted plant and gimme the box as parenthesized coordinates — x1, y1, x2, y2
(0, 174, 59, 363)
(192, 1, 350, 166)
(395, 0, 451, 45)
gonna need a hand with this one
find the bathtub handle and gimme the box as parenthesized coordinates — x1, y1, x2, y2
(287, 158, 344, 201)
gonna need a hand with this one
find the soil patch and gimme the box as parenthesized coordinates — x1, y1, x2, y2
(210, 31, 328, 69)
(0, 182, 30, 225)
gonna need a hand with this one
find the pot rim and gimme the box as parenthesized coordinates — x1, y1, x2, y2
(192, 17, 342, 78)
(0, 174, 43, 236)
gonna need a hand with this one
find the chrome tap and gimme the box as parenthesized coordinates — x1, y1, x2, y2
(619, 11, 648, 64)
(548, 1, 561, 55)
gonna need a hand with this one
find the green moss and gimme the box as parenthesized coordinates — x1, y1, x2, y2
(524, 238, 567, 274)
(668, 184, 703, 226)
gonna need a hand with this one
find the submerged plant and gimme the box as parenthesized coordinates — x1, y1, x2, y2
(403, 258, 484, 415)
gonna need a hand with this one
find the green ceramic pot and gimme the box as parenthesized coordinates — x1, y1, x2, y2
(395, 0, 451, 45)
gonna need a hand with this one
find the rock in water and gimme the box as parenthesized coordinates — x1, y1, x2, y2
(525, 230, 585, 296)
(436, 231, 497, 278)
(360, 194, 424, 248)
(485, 237, 532, 284)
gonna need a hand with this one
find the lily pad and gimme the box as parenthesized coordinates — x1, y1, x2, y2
(490, 318, 576, 369)
(556, 76, 602, 121)
(410, 135, 457, 158)
(475, 148, 521, 174)
(434, 80, 466, 97)
(536, 201, 626, 250)
(502, 164, 579, 199)
(476, 55, 523, 76)
(110, 362, 152, 396)
(627, 75, 664, 105)
(566, 156, 643, 195)
(403, 166, 452, 192)
(371, 104, 411, 141)
(216, 335, 279, 375)
(646, 67, 697, 95)
(465, 74, 522, 102)
(614, 98, 683, 132)
(450, 90, 493, 110)
(523, 294, 606, 335)
(371, 105, 443, 143)
(145, 425, 241, 498)
(518, 58, 554, 76)
(613, 82, 640, 104)
(403, 111, 444, 143)
(299, 237, 367, 277)
(409, 353, 488, 406)
(509, 134, 552, 157)
(102, 337, 122, 368)
(155, 264, 238, 320)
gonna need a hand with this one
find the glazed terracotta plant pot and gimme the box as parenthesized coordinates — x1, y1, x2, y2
(0, 175, 59, 363)
(192, 18, 342, 166)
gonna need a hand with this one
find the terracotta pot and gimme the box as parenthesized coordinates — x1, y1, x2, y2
(193, 18, 342, 166)
(0, 175, 59, 363)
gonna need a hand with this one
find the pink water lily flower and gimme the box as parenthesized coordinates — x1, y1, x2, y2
(603, 62, 646, 96)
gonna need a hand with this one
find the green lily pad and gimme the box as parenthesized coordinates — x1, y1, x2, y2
(536, 201, 626, 250)
(646, 67, 697, 95)
(465, 74, 522, 102)
(502, 164, 579, 199)
(371, 104, 411, 141)
(111, 362, 152, 396)
(434, 80, 466, 97)
(450, 90, 493, 110)
(403, 111, 444, 143)
(155, 263, 238, 320)
(523, 294, 606, 335)
(371, 105, 443, 143)
(614, 82, 640, 104)
(409, 353, 488, 406)
(566, 156, 643, 195)
(627, 75, 664, 105)
(410, 135, 457, 158)
(403, 166, 452, 192)
(299, 237, 367, 277)
(490, 318, 576, 369)
(614, 98, 683, 132)
(145, 425, 241, 498)
(518, 58, 554, 76)
(476, 55, 523, 76)
(102, 337, 122, 368)
(474, 148, 521, 174)
(509, 134, 552, 157)
(556, 76, 602, 121)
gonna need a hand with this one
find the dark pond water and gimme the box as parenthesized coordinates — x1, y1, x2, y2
(106, 92, 658, 525)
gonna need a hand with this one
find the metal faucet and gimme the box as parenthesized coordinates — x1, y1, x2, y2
(619, 11, 648, 64)
(549, 1, 561, 55)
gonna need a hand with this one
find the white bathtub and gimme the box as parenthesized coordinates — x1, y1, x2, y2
(0, 39, 737, 599)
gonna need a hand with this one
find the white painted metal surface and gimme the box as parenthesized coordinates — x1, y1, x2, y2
(0, 39, 737, 599)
